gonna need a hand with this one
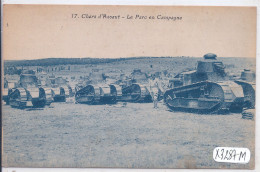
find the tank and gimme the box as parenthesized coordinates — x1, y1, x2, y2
(44, 75, 74, 102)
(75, 79, 87, 93)
(118, 69, 163, 103)
(3, 77, 18, 105)
(75, 69, 119, 104)
(240, 69, 255, 82)
(164, 53, 255, 113)
(8, 70, 54, 108)
(234, 69, 256, 109)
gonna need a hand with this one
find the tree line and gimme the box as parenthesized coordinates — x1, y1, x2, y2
(4, 56, 175, 67)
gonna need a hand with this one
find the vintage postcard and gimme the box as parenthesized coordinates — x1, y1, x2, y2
(1, 5, 256, 169)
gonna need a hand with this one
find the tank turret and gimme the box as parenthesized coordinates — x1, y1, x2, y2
(240, 69, 255, 82)
(19, 70, 39, 88)
(196, 53, 226, 79)
(203, 53, 217, 59)
(88, 69, 107, 84)
(130, 69, 149, 84)
(171, 53, 226, 88)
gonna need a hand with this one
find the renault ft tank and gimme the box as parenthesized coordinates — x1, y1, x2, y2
(118, 70, 152, 102)
(75, 69, 119, 104)
(74, 76, 90, 93)
(8, 70, 53, 108)
(164, 53, 255, 113)
(3, 77, 18, 105)
(45, 75, 73, 102)
(234, 69, 256, 109)
(118, 69, 163, 103)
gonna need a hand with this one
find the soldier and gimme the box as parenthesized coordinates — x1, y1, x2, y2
(148, 74, 160, 109)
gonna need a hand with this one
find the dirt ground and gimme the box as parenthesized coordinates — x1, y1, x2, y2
(2, 100, 255, 169)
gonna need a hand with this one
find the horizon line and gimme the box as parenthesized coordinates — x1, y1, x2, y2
(3, 56, 256, 61)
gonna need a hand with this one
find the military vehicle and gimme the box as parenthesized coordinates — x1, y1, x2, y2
(43, 75, 74, 102)
(3, 77, 17, 105)
(164, 53, 255, 113)
(118, 69, 152, 102)
(118, 69, 163, 103)
(240, 69, 256, 82)
(49, 76, 74, 102)
(8, 70, 53, 108)
(234, 69, 256, 109)
(75, 69, 120, 104)
(74, 76, 90, 93)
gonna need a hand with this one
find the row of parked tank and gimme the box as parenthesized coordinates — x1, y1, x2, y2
(2, 53, 256, 114)
(3, 71, 74, 108)
(3, 66, 163, 108)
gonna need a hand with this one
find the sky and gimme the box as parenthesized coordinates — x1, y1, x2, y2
(3, 5, 257, 60)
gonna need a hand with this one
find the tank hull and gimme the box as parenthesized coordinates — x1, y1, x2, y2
(164, 81, 245, 114)
(51, 85, 73, 102)
(75, 84, 117, 105)
(120, 83, 152, 103)
(9, 87, 52, 109)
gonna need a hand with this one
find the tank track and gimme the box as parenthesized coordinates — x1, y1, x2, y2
(9, 88, 29, 108)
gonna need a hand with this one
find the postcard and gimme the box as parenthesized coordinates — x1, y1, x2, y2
(2, 4, 256, 169)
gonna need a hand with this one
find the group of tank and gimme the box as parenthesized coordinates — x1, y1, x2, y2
(2, 53, 256, 114)
(3, 68, 163, 108)
(74, 68, 164, 104)
(3, 70, 74, 109)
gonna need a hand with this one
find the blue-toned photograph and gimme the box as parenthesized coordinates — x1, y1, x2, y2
(2, 5, 256, 169)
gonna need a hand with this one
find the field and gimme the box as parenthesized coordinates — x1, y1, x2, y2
(2, 57, 256, 168)
(2, 101, 255, 168)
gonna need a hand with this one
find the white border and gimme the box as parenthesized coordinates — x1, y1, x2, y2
(1, 0, 260, 172)
(2, 0, 260, 6)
